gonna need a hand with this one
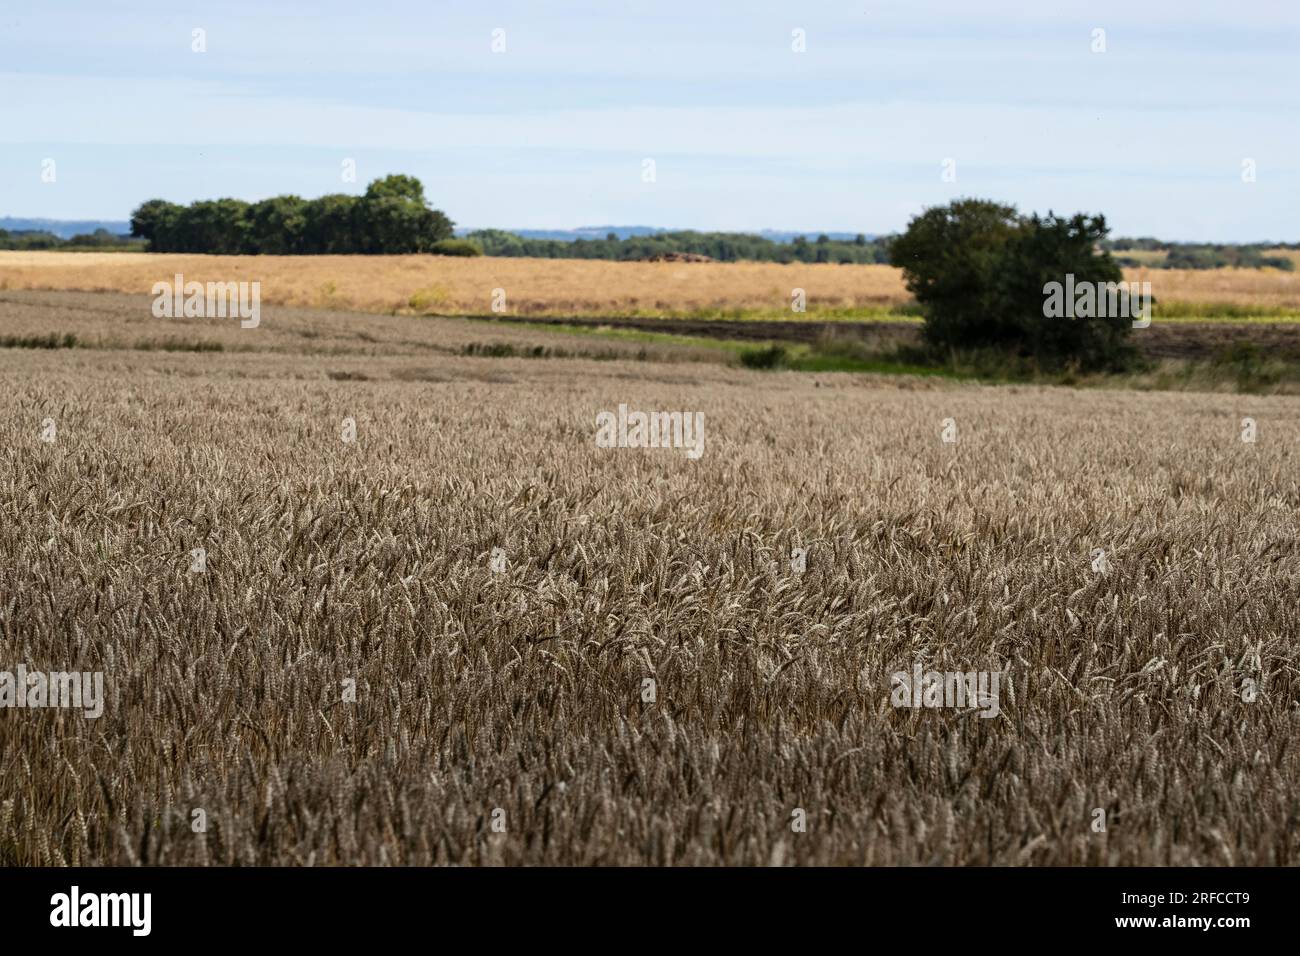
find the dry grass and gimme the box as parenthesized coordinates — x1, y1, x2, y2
(1128, 264, 1300, 316)
(5, 250, 1300, 321)
(0, 290, 1297, 866)
(0, 251, 910, 320)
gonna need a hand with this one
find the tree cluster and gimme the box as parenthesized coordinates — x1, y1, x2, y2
(130, 176, 454, 254)
(467, 229, 891, 264)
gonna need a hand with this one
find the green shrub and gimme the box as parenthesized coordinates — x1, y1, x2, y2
(890, 199, 1136, 371)
(430, 239, 483, 257)
(739, 345, 788, 369)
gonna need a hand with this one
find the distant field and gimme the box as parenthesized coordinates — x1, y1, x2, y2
(1264, 248, 1300, 270)
(1113, 249, 1168, 266)
(3, 250, 1299, 322)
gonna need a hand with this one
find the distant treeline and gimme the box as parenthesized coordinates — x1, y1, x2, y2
(465, 229, 892, 264)
(0, 228, 142, 251)
(11, 178, 1279, 270)
(130, 175, 457, 255)
(1103, 238, 1295, 270)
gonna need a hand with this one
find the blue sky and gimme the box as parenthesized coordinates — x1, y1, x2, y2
(2, 0, 1297, 240)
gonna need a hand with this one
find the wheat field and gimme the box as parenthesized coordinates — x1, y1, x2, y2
(3, 251, 1300, 320)
(0, 290, 1297, 865)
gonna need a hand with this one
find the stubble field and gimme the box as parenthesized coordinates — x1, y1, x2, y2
(1, 291, 1298, 865)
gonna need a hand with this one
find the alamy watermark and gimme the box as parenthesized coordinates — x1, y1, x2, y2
(50, 886, 150, 936)
(1043, 274, 1151, 328)
(890, 663, 1002, 718)
(152, 273, 261, 328)
(595, 404, 705, 459)
(0, 665, 104, 718)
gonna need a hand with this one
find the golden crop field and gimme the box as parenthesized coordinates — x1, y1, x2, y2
(3, 250, 1299, 320)
(1, 290, 1297, 865)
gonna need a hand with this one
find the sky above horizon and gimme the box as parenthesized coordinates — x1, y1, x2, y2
(2, 0, 1297, 241)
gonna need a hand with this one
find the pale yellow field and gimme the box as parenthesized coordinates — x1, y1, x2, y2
(1127, 263, 1300, 314)
(0, 251, 907, 319)
(2, 250, 1299, 320)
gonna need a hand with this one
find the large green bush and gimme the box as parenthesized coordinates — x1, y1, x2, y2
(890, 199, 1137, 370)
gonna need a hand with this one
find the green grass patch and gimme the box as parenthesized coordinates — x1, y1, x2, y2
(738, 340, 965, 379)
(613, 304, 924, 323)
(460, 313, 1300, 394)
(1153, 301, 1300, 322)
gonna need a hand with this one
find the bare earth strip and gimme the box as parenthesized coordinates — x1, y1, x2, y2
(0, 290, 1297, 865)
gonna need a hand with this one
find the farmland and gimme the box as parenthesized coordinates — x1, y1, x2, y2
(3, 250, 1300, 322)
(1, 289, 1297, 865)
